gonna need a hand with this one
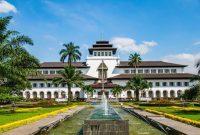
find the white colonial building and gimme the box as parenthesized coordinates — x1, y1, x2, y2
(23, 41, 194, 100)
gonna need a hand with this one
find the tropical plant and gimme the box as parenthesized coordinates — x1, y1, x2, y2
(126, 75, 152, 101)
(59, 42, 81, 66)
(53, 66, 83, 102)
(82, 85, 94, 101)
(0, 16, 39, 95)
(111, 85, 123, 99)
(196, 60, 200, 75)
(128, 53, 142, 74)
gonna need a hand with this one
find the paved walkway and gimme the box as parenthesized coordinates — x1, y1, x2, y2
(2, 106, 85, 135)
(125, 106, 200, 135)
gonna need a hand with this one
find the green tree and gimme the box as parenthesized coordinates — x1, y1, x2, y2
(111, 85, 123, 99)
(128, 53, 142, 74)
(0, 16, 39, 95)
(53, 66, 83, 102)
(82, 85, 94, 101)
(59, 42, 81, 66)
(126, 75, 152, 101)
(196, 60, 200, 75)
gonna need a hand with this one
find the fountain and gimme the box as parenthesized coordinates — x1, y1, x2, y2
(83, 92, 129, 135)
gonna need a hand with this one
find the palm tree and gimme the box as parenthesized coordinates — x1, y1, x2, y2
(0, 16, 39, 95)
(196, 60, 200, 75)
(128, 53, 142, 74)
(82, 85, 94, 101)
(59, 42, 81, 66)
(126, 75, 152, 101)
(111, 85, 123, 99)
(53, 66, 83, 102)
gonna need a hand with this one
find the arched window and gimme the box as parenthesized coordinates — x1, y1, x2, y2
(54, 91, 59, 99)
(47, 92, 51, 99)
(75, 91, 80, 98)
(98, 61, 108, 81)
(61, 91, 66, 98)
(156, 90, 161, 98)
(163, 90, 168, 99)
(127, 91, 132, 98)
(40, 92, 44, 99)
(25, 91, 30, 99)
(170, 90, 175, 98)
(141, 91, 146, 97)
(33, 91, 37, 99)
(148, 91, 153, 98)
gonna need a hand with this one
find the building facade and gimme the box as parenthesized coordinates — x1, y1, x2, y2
(23, 41, 194, 100)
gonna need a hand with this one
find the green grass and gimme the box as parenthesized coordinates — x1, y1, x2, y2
(125, 102, 200, 121)
(0, 102, 88, 126)
(0, 106, 66, 125)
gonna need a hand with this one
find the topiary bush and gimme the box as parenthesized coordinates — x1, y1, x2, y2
(0, 94, 22, 105)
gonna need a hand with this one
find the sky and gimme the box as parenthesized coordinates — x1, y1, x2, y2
(0, 0, 200, 74)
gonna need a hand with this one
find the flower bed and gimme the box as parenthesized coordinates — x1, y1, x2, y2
(129, 105, 200, 128)
(0, 105, 77, 132)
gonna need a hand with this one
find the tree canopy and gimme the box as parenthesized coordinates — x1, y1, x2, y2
(0, 16, 39, 95)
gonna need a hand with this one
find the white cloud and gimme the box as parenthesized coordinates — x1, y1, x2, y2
(110, 37, 157, 55)
(193, 41, 200, 46)
(0, 0, 17, 13)
(162, 53, 200, 74)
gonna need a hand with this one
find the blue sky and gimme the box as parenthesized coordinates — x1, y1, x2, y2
(0, 0, 200, 73)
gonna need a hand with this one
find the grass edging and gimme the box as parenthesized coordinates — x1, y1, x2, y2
(129, 105, 200, 128)
(0, 105, 77, 132)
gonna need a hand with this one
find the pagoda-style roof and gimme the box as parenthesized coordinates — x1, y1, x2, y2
(109, 73, 194, 80)
(88, 40, 117, 55)
(116, 61, 187, 68)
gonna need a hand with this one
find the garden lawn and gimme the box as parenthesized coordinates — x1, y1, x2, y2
(139, 106, 200, 121)
(0, 106, 67, 125)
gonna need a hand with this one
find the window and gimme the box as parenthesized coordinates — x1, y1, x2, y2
(177, 82, 182, 86)
(144, 69, 149, 74)
(109, 52, 112, 56)
(131, 70, 136, 74)
(169, 82, 174, 86)
(33, 83, 37, 88)
(138, 69, 143, 74)
(101, 52, 104, 56)
(94, 52, 97, 56)
(47, 83, 51, 88)
(171, 69, 177, 73)
(50, 70, 55, 74)
(105, 52, 108, 56)
(184, 82, 189, 86)
(61, 83, 66, 87)
(43, 70, 48, 74)
(158, 69, 163, 74)
(124, 70, 130, 74)
(98, 52, 100, 56)
(162, 82, 167, 86)
(164, 69, 170, 73)
(155, 82, 160, 86)
(40, 83, 44, 87)
(151, 69, 156, 74)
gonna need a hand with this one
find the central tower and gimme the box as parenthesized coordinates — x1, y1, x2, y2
(86, 40, 120, 78)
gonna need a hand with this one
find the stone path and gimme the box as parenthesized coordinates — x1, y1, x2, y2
(2, 106, 85, 135)
(125, 106, 200, 135)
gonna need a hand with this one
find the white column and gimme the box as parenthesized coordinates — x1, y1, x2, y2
(30, 92, 33, 99)
(160, 90, 163, 98)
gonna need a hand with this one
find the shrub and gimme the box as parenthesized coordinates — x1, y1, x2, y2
(0, 94, 22, 105)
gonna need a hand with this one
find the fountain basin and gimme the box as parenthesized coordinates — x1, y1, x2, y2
(83, 107, 129, 135)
